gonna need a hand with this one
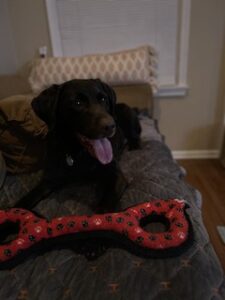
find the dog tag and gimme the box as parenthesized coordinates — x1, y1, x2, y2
(66, 154, 74, 167)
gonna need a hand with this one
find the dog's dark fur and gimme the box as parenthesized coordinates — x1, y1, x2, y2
(14, 79, 141, 213)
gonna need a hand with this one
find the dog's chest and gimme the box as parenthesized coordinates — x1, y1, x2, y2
(63, 150, 99, 178)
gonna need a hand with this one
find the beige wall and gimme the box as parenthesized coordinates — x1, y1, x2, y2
(4, 0, 225, 152)
(158, 0, 225, 151)
(7, 0, 52, 70)
(0, 0, 17, 74)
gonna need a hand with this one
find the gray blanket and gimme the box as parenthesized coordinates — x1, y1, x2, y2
(0, 119, 224, 300)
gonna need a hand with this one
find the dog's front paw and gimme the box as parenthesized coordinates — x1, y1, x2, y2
(80, 239, 108, 260)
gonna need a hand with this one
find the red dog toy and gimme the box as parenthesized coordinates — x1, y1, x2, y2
(0, 199, 192, 266)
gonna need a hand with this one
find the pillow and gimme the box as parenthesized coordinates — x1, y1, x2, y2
(0, 94, 48, 173)
(138, 110, 163, 142)
(29, 45, 158, 94)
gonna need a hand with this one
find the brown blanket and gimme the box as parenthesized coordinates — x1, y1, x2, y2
(0, 94, 47, 173)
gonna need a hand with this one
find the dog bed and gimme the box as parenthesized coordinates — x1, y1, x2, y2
(0, 103, 224, 300)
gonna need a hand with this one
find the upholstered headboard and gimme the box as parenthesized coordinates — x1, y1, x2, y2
(113, 84, 153, 115)
(0, 76, 154, 116)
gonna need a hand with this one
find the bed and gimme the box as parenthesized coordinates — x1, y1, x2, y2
(0, 81, 224, 300)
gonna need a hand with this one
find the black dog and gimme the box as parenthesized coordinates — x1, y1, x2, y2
(14, 79, 141, 213)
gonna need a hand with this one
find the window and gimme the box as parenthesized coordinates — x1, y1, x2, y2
(46, 0, 191, 97)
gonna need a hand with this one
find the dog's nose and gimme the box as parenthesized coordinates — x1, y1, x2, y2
(102, 121, 116, 136)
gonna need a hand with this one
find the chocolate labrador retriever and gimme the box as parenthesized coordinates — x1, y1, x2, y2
(14, 79, 141, 212)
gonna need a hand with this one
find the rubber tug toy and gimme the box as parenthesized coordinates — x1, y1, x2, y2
(0, 199, 193, 268)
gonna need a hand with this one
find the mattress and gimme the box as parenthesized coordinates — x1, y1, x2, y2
(0, 112, 224, 300)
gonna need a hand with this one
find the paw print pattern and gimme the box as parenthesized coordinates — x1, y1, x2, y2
(28, 235, 36, 242)
(56, 224, 64, 230)
(4, 249, 12, 257)
(82, 220, 89, 228)
(47, 227, 53, 235)
(67, 221, 75, 228)
(105, 216, 112, 222)
(0, 199, 190, 262)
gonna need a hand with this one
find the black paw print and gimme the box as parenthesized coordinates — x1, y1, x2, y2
(175, 222, 183, 228)
(136, 236, 144, 244)
(149, 235, 157, 241)
(4, 249, 12, 257)
(56, 223, 64, 230)
(123, 212, 130, 217)
(82, 220, 89, 228)
(169, 204, 175, 209)
(116, 217, 124, 223)
(164, 234, 172, 240)
(67, 221, 75, 228)
(140, 208, 147, 216)
(22, 228, 28, 234)
(47, 227, 52, 235)
(105, 216, 112, 222)
(28, 235, 36, 242)
(33, 219, 40, 223)
(127, 221, 134, 227)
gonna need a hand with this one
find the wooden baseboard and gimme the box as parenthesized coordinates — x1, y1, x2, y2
(172, 150, 220, 159)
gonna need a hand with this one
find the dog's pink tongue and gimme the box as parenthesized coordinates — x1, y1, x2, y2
(89, 138, 113, 165)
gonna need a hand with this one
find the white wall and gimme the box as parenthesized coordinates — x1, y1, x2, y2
(0, 0, 17, 74)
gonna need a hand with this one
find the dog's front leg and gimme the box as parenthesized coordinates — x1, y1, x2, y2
(95, 160, 128, 213)
(13, 172, 70, 209)
(13, 179, 54, 209)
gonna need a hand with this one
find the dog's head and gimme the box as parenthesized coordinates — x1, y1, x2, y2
(32, 79, 117, 164)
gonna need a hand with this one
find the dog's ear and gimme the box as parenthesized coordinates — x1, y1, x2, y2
(96, 79, 117, 116)
(31, 84, 61, 130)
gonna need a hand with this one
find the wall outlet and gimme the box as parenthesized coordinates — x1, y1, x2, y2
(39, 46, 47, 58)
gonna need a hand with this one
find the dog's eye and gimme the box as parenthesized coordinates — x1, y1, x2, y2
(97, 93, 107, 104)
(74, 99, 81, 105)
(99, 96, 107, 104)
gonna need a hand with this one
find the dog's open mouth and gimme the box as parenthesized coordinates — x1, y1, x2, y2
(77, 134, 113, 165)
